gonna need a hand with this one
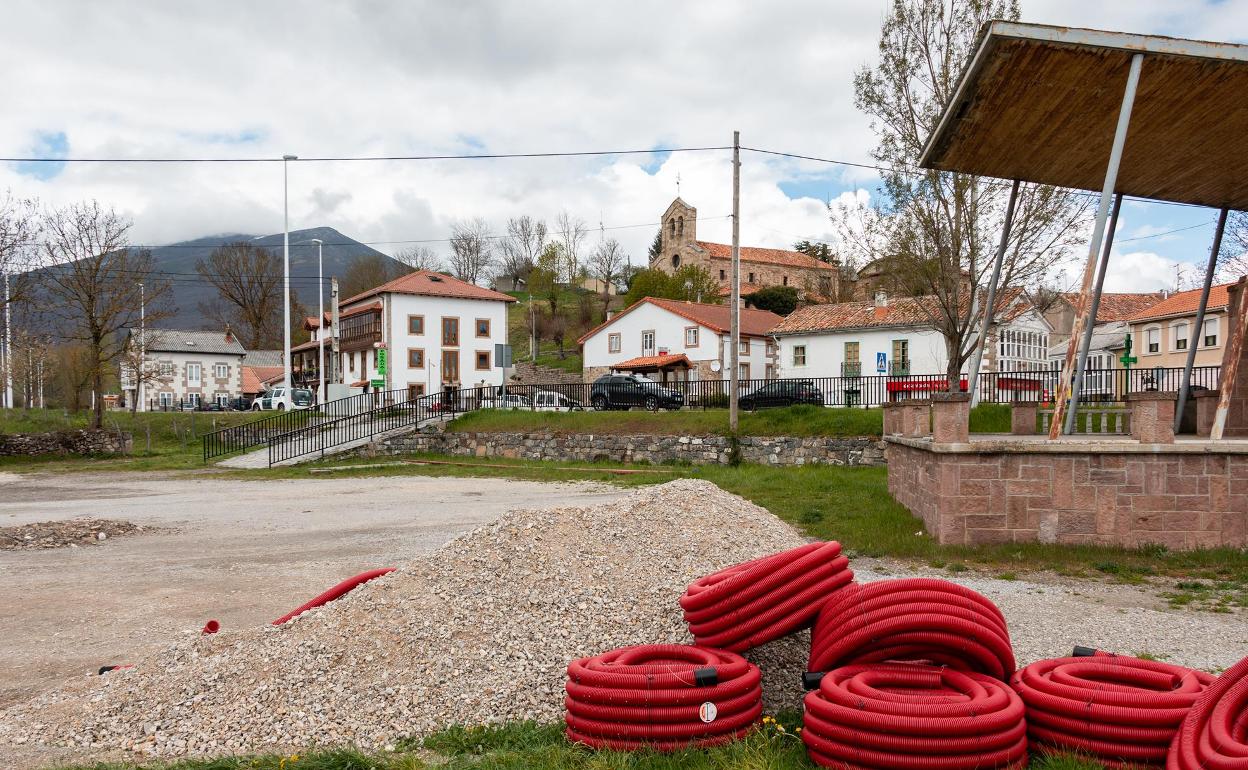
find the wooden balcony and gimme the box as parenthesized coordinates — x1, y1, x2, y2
(339, 310, 382, 352)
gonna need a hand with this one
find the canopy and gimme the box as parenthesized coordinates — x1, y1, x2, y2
(920, 22, 1248, 210)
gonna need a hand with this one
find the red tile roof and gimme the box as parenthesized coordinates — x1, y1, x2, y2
(1127, 283, 1233, 322)
(716, 284, 761, 296)
(772, 287, 1034, 334)
(242, 365, 283, 394)
(697, 241, 835, 271)
(577, 297, 783, 345)
(342, 270, 517, 305)
(612, 353, 691, 370)
(1060, 292, 1164, 322)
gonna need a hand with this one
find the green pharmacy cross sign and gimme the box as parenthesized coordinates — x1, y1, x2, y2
(1119, 333, 1137, 370)
(377, 347, 387, 375)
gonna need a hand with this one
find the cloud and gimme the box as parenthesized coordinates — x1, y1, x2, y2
(13, 130, 68, 180)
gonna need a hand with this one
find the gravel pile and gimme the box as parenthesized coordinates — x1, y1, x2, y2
(0, 480, 811, 758)
(0, 518, 147, 550)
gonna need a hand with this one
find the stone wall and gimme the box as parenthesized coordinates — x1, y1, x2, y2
(0, 429, 133, 457)
(886, 437, 1247, 549)
(510, 361, 584, 389)
(360, 429, 885, 467)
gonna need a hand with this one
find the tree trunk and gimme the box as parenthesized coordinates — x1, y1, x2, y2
(91, 367, 104, 429)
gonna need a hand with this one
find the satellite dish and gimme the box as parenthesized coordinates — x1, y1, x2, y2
(710, 361, 722, 372)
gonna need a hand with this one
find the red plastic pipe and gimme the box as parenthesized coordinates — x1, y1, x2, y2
(1011, 655, 1215, 767)
(808, 578, 1015, 680)
(271, 567, 395, 626)
(802, 663, 1027, 770)
(201, 619, 220, 635)
(1167, 654, 1248, 770)
(681, 542, 853, 652)
(565, 644, 762, 751)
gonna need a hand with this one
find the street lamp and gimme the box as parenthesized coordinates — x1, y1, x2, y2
(309, 238, 325, 405)
(282, 154, 297, 402)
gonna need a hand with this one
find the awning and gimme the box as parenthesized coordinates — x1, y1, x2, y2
(920, 22, 1248, 209)
(612, 353, 692, 372)
(887, 376, 969, 393)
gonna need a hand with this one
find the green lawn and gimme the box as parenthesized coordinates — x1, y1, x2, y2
(57, 719, 1107, 770)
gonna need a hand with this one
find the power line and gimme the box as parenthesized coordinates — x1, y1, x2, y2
(0, 146, 731, 164)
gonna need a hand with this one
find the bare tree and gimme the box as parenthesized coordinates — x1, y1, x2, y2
(340, 253, 409, 298)
(834, 0, 1090, 387)
(1222, 212, 1248, 279)
(394, 245, 444, 273)
(498, 216, 547, 287)
(195, 242, 284, 349)
(119, 331, 172, 413)
(0, 191, 41, 305)
(554, 211, 588, 285)
(39, 201, 172, 428)
(587, 238, 628, 312)
(447, 217, 496, 285)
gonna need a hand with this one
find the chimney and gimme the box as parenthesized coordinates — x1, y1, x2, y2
(606, 310, 615, 320)
(224, 324, 234, 344)
(874, 291, 888, 309)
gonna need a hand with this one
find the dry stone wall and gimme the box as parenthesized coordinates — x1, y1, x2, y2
(0, 429, 132, 457)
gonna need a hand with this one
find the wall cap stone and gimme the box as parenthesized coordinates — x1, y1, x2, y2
(1192, 389, 1221, 399)
(1126, 391, 1179, 402)
(930, 393, 971, 403)
(885, 434, 1248, 454)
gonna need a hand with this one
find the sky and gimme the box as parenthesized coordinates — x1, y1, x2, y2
(2, 0, 1246, 294)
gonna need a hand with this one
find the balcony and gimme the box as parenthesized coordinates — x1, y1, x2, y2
(339, 309, 382, 352)
(890, 360, 911, 376)
(841, 361, 862, 377)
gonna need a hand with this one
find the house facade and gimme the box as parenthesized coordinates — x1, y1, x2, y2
(312, 271, 517, 400)
(579, 297, 782, 383)
(121, 328, 246, 410)
(651, 198, 839, 301)
(1123, 282, 1231, 390)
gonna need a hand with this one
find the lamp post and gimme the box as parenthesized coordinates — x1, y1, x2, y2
(138, 282, 145, 412)
(309, 238, 325, 405)
(282, 154, 297, 403)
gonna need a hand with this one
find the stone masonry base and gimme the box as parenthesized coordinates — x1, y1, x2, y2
(886, 437, 1248, 549)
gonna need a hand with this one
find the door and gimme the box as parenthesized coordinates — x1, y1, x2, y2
(641, 331, 656, 357)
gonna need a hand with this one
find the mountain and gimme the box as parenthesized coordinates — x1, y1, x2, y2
(142, 226, 401, 329)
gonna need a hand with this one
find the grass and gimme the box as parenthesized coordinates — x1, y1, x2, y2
(56, 719, 1111, 770)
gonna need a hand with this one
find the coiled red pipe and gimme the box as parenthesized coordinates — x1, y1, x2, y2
(807, 578, 1015, 680)
(802, 663, 1027, 770)
(681, 542, 853, 652)
(1010, 655, 1215, 767)
(1168, 655, 1248, 770)
(565, 644, 762, 751)
(271, 567, 395, 626)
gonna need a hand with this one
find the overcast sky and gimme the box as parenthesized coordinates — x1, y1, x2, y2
(2, 0, 1246, 293)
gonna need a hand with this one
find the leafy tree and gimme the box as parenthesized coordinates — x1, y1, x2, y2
(623, 269, 675, 307)
(647, 228, 663, 263)
(794, 240, 835, 263)
(746, 285, 800, 315)
(623, 265, 722, 307)
(530, 243, 565, 316)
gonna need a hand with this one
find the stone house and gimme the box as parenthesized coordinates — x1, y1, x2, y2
(651, 198, 839, 301)
(121, 328, 246, 410)
(579, 297, 783, 383)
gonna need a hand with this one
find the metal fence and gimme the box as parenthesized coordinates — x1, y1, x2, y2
(202, 365, 1221, 465)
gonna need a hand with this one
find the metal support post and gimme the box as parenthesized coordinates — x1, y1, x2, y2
(967, 179, 1020, 407)
(1174, 208, 1227, 433)
(1066, 193, 1124, 432)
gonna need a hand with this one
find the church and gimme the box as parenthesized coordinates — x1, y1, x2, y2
(651, 198, 839, 302)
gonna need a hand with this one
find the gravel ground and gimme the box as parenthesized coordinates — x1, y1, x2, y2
(2, 478, 1245, 769)
(0, 518, 149, 550)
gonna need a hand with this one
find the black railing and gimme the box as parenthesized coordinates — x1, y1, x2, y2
(841, 361, 862, 377)
(203, 364, 1223, 466)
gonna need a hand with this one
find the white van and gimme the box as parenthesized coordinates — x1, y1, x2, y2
(534, 390, 583, 412)
(480, 393, 531, 410)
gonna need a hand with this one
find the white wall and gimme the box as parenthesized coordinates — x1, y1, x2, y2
(778, 326, 950, 380)
(130, 350, 244, 408)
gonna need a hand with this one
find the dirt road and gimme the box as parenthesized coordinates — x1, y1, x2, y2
(0, 471, 625, 708)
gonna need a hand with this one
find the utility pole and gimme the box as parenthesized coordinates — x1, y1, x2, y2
(3, 270, 11, 410)
(729, 130, 741, 433)
(330, 277, 341, 391)
(138, 282, 146, 412)
(311, 238, 325, 405)
(282, 154, 297, 402)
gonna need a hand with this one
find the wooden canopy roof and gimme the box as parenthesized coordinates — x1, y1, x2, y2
(920, 22, 1248, 210)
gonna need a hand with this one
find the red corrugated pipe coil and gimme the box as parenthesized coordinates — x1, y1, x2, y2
(1010, 654, 1215, 767)
(1168, 654, 1248, 770)
(271, 567, 395, 626)
(564, 644, 762, 751)
(807, 578, 1015, 683)
(681, 542, 852, 652)
(802, 662, 1028, 770)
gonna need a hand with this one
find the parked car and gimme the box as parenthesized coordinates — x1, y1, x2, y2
(251, 386, 314, 411)
(738, 380, 824, 411)
(480, 393, 532, 410)
(590, 374, 684, 411)
(197, 400, 226, 412)
(229, 396, 254, 411)
(534, 390, 583, 411)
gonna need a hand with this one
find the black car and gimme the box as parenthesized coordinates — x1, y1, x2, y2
(229, 396, 254, 411)
(738, 380, 824, 411)
(590, 374, 685, 411)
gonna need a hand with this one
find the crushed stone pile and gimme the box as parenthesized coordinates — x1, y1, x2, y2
(0, 518, 148, 550)
(0, 480, 810, 759)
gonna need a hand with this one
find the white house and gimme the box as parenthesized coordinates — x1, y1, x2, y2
(578, 297, 783, 383)
(296, 271, 517, 401)
(771, 289, 1051, 402)
(122, 328, 246, 410)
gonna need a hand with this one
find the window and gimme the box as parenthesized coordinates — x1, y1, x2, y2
(159, 362, 175, 377)
(372, 349, 378, 370)
(442, 317, 459, 347)
(719, 269, 726, 280)
(608, 333, 621, 354)
(187, 363, 202, 385)
(475, 350, 491, 370)
(1204, 318, 1219, 347)
(642, 330, 655, 356)
(739, 363, 751, 380)
(475, 318, 490, 338)
(159, 392, 173, 407)
(407, 384, 425, 400)
(685, 327, 699, 347)
(214, 363, 228, 379)
(408, 348, 425, 368)
(442, 349, 459, 383)
(765, 364, 776, 379)
(766, 341, 775, 356)
(1146, 326, 1161, 354)
(187, 393, 201, 407)
(1173, 321, 1189, 351)
(671, 254, 681, 268)
(677, 216, 684, 237)
(844, 341, 860, 362)
(739, 339, 749, 356)
(748, 272, 756, 284)
(348, 353, 355, 372)
(408, 315, 424, 335)
(782, 276, 788, 286)
(892, 339, 909, 361)
(793, 345, 807, 366)
(215, 393, 229, 407)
